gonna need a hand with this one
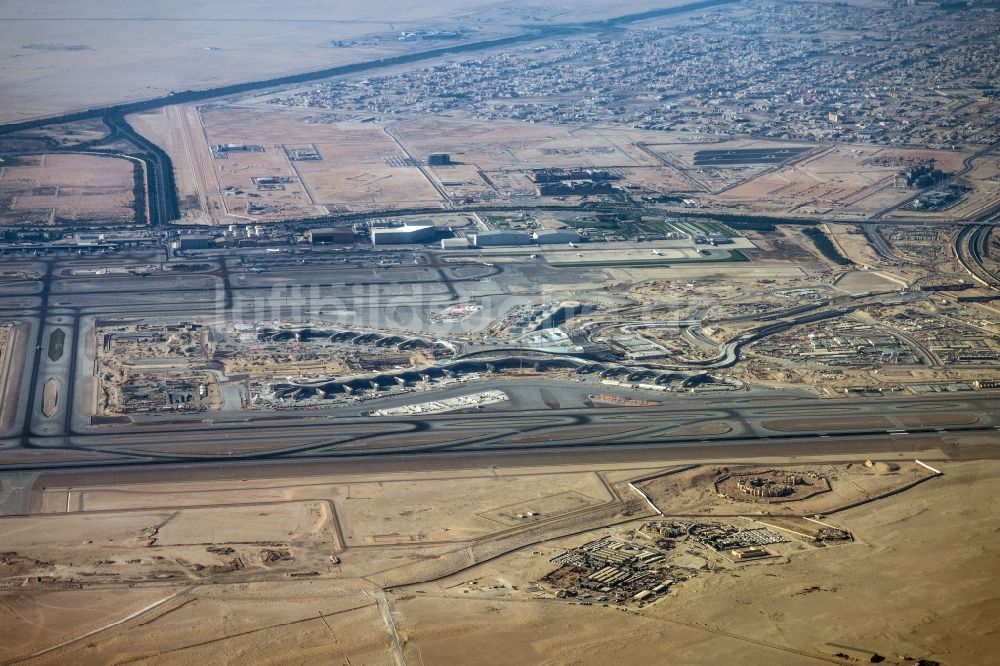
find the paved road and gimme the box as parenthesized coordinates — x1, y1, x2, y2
(860, 224, 900, 261)
(955, 224, 1000, 289)
(375, 589, 407, 666)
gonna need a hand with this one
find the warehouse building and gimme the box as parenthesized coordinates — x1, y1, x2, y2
(533, 229, 581, 244)
(472, 230, 533, 247)
(428, 152, 451, 165)
(441, 237, 470, 249)
(307, 227, 356, 245)
(175, 234, 218, 250)
(371, 223, 435, 245)
(730, 547, 769, 560)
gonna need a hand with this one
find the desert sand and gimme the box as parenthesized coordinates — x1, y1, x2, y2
(0, 455, 995, 664)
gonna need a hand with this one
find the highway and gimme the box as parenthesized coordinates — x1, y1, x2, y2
(861, 224, 900, 262)
(384, 121, 453, 206)
(955, 224, 1000, 289)
(103, 113, 180, 225)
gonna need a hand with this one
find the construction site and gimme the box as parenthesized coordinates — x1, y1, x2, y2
(635, 461, 939, 518)
(3, 447, 987, 666)
(78, 217, 1000, 420)
(541, 521, 795, 608)
(95, 321, 222, 416)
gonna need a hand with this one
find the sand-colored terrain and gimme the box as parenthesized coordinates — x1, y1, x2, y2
(129, 97, 984, 225)
(131, 100, 993, 228)
(138, 105, 723, 223)
(0, 153, 135, 225)
(391, 459, 999, 666)
(390, 593, 822, 666)
(40, 378, 59, 418)
(374, 117, 697, 198)
(938, 154, 1000, 222)
(637, 461, 937, 517)
(2, 450, 993, 664)
(714, 145, 969, 218)
(0, 322, 28, 434)
(395, 116, 658, 169)
(16, 465, 634, 593)
(139, 105, 446, 220)
(0, 582, 392, 666)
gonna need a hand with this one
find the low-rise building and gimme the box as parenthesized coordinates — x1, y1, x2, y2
(307, 227, 356, 244)
(533, 229, 581, 244)
(472, 230, 532, 247)
(176, 234, 218, 250)
(371, 223, 435, 245)
(441, 237, 470, 249)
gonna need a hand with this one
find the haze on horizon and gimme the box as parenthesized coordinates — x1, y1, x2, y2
(0, 0, 681, 123)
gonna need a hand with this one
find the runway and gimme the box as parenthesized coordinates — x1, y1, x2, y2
(2, 393, 997, 473)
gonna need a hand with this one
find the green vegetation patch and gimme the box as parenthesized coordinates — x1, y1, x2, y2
(47, 328, 66, 362)
(803, 227, 852, 266)
(707, 215, 777, 232)
(169, 263, 213, 273)
(563, 214, 630, 231)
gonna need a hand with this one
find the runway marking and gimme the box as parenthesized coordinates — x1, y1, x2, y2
(915, 459, 944, 475)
